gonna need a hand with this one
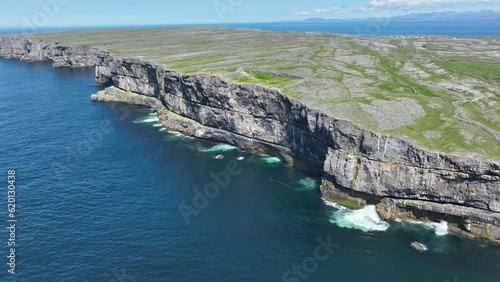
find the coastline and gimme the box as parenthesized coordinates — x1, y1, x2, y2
(0, 34, 498, 243)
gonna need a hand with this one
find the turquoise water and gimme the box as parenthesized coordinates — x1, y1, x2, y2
(0, 59, 499, 281)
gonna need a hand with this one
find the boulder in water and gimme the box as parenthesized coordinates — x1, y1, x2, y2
(410, 241, 428, 252)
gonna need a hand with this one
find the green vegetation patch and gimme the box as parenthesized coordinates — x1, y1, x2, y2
(387, 97, 500, 159)
(436, 57, 500, 83)
(334, 199, 363, 210)
(461, 101, 500, 133)
(208, 68, 237, 75)
(162, 54, 230, 71)
(233, 70, 300, 89)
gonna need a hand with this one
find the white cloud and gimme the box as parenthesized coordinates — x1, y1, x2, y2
(295, 0, 500, 16)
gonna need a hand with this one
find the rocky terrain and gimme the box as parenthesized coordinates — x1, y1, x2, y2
(0, 28, 498, 242)
(21, 27, 500, 160)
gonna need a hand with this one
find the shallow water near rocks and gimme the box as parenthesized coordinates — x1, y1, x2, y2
(0, 59, 499, 281)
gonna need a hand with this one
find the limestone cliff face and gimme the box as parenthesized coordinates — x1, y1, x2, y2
(0, 37, 109, 67)
(1, 36, 499, 241)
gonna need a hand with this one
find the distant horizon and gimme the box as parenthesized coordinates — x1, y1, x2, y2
(1, 18, 499, 38)
(1, 0, 499, 29)
(0, 10, 499, 31)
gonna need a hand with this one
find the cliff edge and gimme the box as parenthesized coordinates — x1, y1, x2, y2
(1, 35, 498, 242)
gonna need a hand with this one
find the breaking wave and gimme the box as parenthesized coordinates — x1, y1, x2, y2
(330, 205, 390, 232)
(198, 144, 238, 153)
(133, 116, 159, 124)
(256, 156, 282, 166)
(432, 221, 449, 236)
(323, 199, 390, 232)
(163, 130, 189, 141)
(402, 220, 449, 236)
(294, 177, 319, 192)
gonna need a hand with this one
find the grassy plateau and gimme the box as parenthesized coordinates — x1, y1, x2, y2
(20, 27, 500, 160)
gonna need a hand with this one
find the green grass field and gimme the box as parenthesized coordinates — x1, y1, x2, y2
(232, 70, 299, 89)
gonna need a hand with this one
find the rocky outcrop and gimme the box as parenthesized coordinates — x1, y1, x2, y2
(1, 36, 499, 242)
(0, 36, 109, 67)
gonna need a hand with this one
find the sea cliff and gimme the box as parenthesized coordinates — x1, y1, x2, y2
(1, 36, 498, 242)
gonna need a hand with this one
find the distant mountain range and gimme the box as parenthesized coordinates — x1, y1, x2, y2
(302, 10, 500, 22)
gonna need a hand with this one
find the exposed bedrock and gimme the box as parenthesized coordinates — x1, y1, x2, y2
(0, 36, 110, 67)
(1, 36, 499, 242)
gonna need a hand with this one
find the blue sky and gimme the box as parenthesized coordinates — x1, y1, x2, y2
(0, 0, 499, 28)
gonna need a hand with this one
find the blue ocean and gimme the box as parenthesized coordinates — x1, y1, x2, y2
(0, 21, 499, 281)
(222, 20, 500, 36)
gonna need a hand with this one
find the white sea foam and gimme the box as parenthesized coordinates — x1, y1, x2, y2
(167, 130, 195, 139)
(400, 219, 449, 236)
(421, 221, 449, 236)
(258, 157, 282, 164)
(152, 123, 163, 128)
(168, 131, 186, 138)
(294, 177, 318, 191)
(432, 221, 449, 236)
(198, 144, 238, 153)
(159, 128, 167, 132)
(133, 116, 159, 124)
(329, 205, 390, 232)
(298, 177, 317, 187)
(163, 130, 187, 141)
(322, 198, 348, 210)
(143, 117, 159, 123)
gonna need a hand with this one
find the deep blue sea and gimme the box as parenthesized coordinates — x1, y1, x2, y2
(222, 20, 500, 36)
(0, 57, 499, 280)
(0, 19, 499, 36)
